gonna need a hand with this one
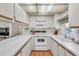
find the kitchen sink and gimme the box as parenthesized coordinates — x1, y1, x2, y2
(60, 38, 73, 43)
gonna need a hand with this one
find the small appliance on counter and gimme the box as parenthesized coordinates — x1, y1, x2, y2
(54, 30, 58, 35)
(53, 28, 61, 35)
(0, 27, 9, 41)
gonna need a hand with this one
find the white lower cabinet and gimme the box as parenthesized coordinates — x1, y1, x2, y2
(21, 40, 31, 56)
(16, 39, 33, 56)
(21, 38, 34, 56)
(58, 45, 65, 56)
(51, 40, 58, 56)
(65, 50, 73, 56)
(48, 38, 58, 56)
(31, 37, 35, 50)
(57, 45, 74, 56)
(50, 38, 74, 56)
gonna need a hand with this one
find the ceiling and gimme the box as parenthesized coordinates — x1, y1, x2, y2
(19, 3, 68, 16)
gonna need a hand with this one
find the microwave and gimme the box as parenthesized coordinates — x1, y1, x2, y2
(0, 27, 9, 36)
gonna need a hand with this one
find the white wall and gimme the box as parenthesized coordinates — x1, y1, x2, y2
(11, 22, 22, 37)
(12, 22, 29, 36)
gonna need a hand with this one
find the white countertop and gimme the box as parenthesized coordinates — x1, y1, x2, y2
(0, 34, 32, 56)
(0, 34, 79, 56)
(51, 35, 79, 56)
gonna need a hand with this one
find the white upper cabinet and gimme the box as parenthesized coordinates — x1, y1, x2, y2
(15, 4, 29, 24)
(0, 3, 14, 20)
(54, 10, 68, 28)
(55, 11, 68, 21)
(69, 3, 79, 27)
(25, 13, 29, 24)
(22, 10, 26, 23)
(22, 10, 29, 24)
(15, 4, 22, 22)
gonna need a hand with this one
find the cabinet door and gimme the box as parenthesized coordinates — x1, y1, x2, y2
(51, 40, 58, 56)
(15, 4, 22, 22)
(25, 13, 29, 24)
(48, 38, 58, 56)
(21, 40, 31, 56)
(22, 10, 26, 23)
(69, 3, 79, 27)
(15, 3, 29, 24)
(65, 50, 73, 56)
(58, 45, 65, 56)
(0, 3, 14, 19)
(31, 37, 35, 50)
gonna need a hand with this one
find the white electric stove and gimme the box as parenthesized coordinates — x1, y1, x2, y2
(34, 36, 48, 50)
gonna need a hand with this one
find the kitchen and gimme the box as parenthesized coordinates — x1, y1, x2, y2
(0, 3, 79, 56)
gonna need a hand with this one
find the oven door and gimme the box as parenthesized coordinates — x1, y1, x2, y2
(35, 36, 48, 50)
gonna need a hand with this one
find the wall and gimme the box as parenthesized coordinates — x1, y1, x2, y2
(11, 22, 22, 37)
(11, 22, 29, 36)
(0, 20, 28, 37)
